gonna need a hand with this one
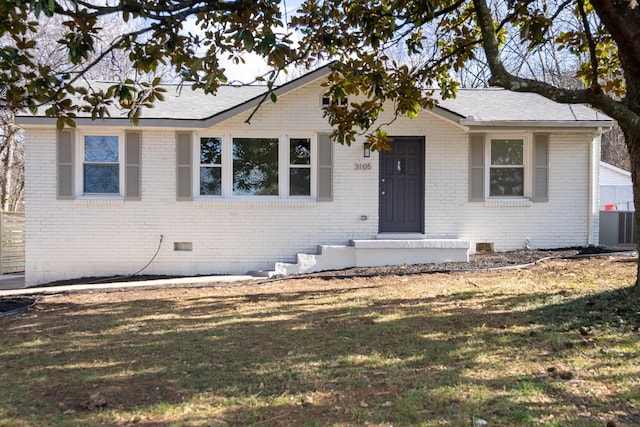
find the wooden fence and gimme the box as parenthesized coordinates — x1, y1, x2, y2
(0, 212, 25, 274)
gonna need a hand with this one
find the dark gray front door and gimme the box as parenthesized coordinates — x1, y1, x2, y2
(379, 137, 425, 233)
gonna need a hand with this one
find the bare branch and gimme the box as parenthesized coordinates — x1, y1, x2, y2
(577, 0, 599, 86)
(472, 0, 640, 134)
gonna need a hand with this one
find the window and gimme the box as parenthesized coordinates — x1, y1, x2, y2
(232, 138, 279, 196)
(83, 135, 119, 194)
(200, 137, 222, 196)
(187, 134, 324, 200)
(469, 133, 549, 203)
(489, 139, 524, 197)
(289, 138, 311, 196)
(58, 130, 140, 200)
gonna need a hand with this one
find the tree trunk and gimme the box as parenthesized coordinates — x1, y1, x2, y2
(11, 179, 24, 212)
(0, 114, 22, 213)
(626, 131, 640, 287)
(587, 1, 640, 287)
(2, 129, 15, 212)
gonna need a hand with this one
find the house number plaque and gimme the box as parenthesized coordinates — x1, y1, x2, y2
(354, 163, 372, 170)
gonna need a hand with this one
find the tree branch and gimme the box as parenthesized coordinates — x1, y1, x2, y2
(577, 0, 599, 87)
(68, 0, 258, 19)
(472, 0, 640, 134)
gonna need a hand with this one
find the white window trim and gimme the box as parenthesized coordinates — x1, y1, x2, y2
(285, 134, 316, 198)
(196, 135, 224, 198)
(193, 133, 317, 200)
(484, 132, 533, 200)
(75, 131, 125, 200)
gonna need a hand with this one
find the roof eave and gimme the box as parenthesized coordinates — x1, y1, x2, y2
(460, 119, 615, 129)
(426, 106, 465, 126)
(15, 116, 207, 128)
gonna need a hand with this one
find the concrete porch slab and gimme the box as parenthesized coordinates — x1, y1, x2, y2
(277, 238, 471, 276)
(351, 238, 470, 266)
(351, 239, 470, 249)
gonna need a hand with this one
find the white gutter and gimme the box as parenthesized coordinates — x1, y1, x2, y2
(588, 129, 603, 245)
(459, 119, 615, 129)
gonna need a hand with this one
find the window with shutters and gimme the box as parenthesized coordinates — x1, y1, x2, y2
(192, 134, 321, 200)
(469, 132, 548, 203)
(82, 135, 122, 195)
(485, 135, 532, 199)
(58, 130, 140, 200)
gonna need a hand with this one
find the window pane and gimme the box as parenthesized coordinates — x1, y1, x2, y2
(233, 138, 278, 195)
(490, 167, 524, 196)
(84, 165, 119, 193)
(491, 139, 523, 165)
(290, 138, 311, 165)
(85, 136, 119, 162)
(290, 168, 311, 196)
(200, 167, 222, 195)
(200, 137, 222, 164)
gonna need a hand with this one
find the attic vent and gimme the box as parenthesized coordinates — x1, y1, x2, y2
(174, 242, 193, 252)
(322, 96, 348, 107)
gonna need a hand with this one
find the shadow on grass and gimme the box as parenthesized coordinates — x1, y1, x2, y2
(530, 285, 640, 331)
(1, 279, 639, 426)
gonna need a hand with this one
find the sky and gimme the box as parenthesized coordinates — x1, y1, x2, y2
(182, 0, 306, 84)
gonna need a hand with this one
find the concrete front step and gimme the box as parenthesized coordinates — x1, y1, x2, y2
(270, 239, 469, 277)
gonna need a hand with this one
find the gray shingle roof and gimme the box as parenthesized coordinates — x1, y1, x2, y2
(16, 65, 613, 128)
(130, 84, 267, 120)
(25, 81, 267, 120)
(439, 88, 611, 123)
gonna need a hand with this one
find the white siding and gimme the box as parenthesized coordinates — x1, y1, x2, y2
(600, 162, 634, 210)
(600, 162, 631, 186)
(24, 81, 599, 285)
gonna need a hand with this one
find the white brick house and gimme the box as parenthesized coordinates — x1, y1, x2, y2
(17, 65, 613, 285)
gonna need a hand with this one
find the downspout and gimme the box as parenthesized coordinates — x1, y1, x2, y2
(588, 129, 602, 246)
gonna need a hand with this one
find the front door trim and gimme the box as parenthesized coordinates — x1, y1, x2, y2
(378, 136, 425, 233)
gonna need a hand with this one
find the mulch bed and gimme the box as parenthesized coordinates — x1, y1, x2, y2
(33, 246, 640, 286)
(301, 246, 634, 278)
(0, 297, 37, 317)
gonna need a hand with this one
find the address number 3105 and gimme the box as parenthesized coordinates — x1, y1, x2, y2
(354, 163, 372, 170)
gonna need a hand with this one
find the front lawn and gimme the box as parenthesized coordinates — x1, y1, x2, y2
(1, 256, 639, 426)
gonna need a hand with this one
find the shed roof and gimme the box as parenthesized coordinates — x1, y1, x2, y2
(600, 161, 632, 186)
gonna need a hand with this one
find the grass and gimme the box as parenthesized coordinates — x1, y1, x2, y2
(1, 256, 639, 426)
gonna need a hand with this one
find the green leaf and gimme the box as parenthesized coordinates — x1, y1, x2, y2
(243, 31, 255, 52)
(407, 102, 420, 119)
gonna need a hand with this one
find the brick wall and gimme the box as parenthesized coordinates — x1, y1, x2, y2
(23, 81, 599, 285)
